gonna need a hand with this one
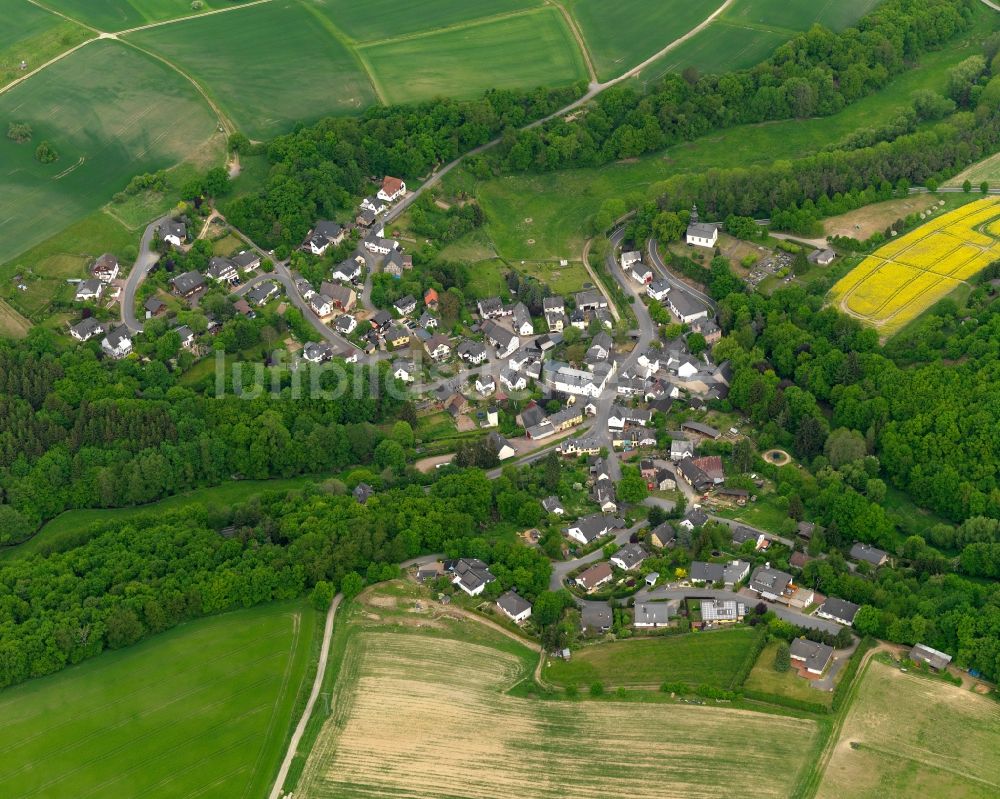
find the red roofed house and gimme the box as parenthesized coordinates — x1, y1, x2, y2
(378, 176, 406, 203)
(424, 287, 439, 309)
(691, 455, 725, 485)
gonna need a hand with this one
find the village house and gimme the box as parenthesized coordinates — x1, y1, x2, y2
(174, 325, 195, 350)
(500, 369, 527, 392)
(332, 257, 363, 283)
(488, 431, 517, 461)
(377, 176, 406, 203)
(424, 333, 451, 361)
(475, 373, 496, 395)
(689, 559, 749, 587)
(699, 599, 746, 625)
(247, 281, 279, 306)
(685, 205, 718, 248)
(451, 558, 496, 596)
(232, 251, 261, 272)
(457, 339, 488, 364)
(101, 325, 133, 359)
(592, 478, 617, 513)
(307, 220, 345, 255)
(477, 296, 507, 319)
(542, 496, 564, 515)
(302, 342, 335, 363)
(360, 195, 388, 215)
(309, 293, 335, 320)
(496, 591, 532, 624)
(70, 317, 103, 342)
(575, 289, 607, 311)
(807, 248, 836, 266)
(649, 522, 676, 549)
(370, 309, 392, 332)
(543, 296, 566, 331)
(158, 219, 186, 247)
(206, 257, 239, 283)
(629, 262, 653, 284)
(393, 295, 417, 316)
(75, 279, 104, 302)
(670, 438, 695, 461)
(556, 435, 602, 457)
(680, 507, 709, 530)
(575, 561, 613, 593)
(386, 325, 410, 348)
(335, 314, 357, 335)
(170, 271, 205, 298)
(321, 281, 356, 311)
(791, 638, 834, 675)
(144, 297, 166, 318)
(634, 602, 672, 628)
(392, 360, 415, 383)
(363, 234, 398, 256)
(816, 597, 860, 626)
(566, 513, 622, 546)
(677, 458, 713, 493)
(621, 250, 642, 269)
(481, 319, 519, 357)
(849, 542, 890, 567)
(610, 543, 648, 571)
(690, 316, 722, 344)
(647, 279, 671, 301)
(511, 302, 533, 336)
(91, 253, 119, 283)
(424, 287, 439, 309)
(419, 310, 438, 330)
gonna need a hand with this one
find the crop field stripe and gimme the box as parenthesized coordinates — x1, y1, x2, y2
(116, 0, 274, 35)
(355, 6, 552, 48)
(293, 0, 385, 106)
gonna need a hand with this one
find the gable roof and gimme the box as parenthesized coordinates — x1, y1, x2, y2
(818, 597, 860, 624)
(497, 591, 531, 617)
(576, 561, 612, 590)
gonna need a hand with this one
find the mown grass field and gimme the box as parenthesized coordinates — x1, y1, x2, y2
(816, 661, 1000, 799)
(0, 39, 217, 269)
(295, 593, 817, 799)
(467, 12, 991, 261)
(0, 476, 317, 562)
(360, 8, 588, 105)
(38, 0, 255, 31)
(0, 298, 31, 338)
(127, 0, 375, 139)
(830, 198, 1000, 336)
(0, 600, 318, 798)
(638, 0, 884, 82)
(0, 0, 92, 89)
(315, 0, 542, 42)
(546, 627, 758, 689)
(566, 0, 722, 80)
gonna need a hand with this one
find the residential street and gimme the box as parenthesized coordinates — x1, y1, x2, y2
(121, 214, 170, 333)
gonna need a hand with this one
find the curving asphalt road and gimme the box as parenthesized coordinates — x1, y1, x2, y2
(646, 238, 717, 314)
(121, 215, 171, 333)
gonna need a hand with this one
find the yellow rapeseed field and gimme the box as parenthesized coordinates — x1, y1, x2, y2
(830, 197, 1000, 336)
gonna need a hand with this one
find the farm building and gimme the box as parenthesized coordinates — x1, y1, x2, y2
(909, 643, 952, 671)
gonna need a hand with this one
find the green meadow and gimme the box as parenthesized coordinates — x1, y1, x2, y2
(36, 0, 256, 31)
(0, 0, 92, 89)
(0, 601, 317, 798)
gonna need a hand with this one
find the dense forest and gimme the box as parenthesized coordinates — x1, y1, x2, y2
(0, 470, 552, 689)
(0, 334, 409, 539)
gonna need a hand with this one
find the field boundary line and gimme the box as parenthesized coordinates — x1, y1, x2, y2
(115, 0, 274, 36)
(854, 741, 1000, 790)
(294, 0, 386, 106)
(354, 7, 554, 49)
(23, 0, 100, 32)
(268, 594, 342, 799)
(115, 38, 236, 135)
(546, 0, 598, 84)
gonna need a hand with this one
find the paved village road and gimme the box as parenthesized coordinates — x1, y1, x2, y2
(121, 215, 171, 333)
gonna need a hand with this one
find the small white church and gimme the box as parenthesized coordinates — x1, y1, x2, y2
(685, 205, 719, 248)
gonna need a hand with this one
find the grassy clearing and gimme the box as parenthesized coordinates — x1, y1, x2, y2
(469, 21, 988, 260)
(38, 0, 258, 31)
(822, 194, 977, 241)
(315, 0, 542, 42)
(0, 210, 136, 321)
(295, 591, 818, 799)
(546, 627, 758, 689)
(745, 641, 835, 707)
(0, 39, 217, 269)
(519, 259, 592, 294)
(0, 1, 92, 89)
(948, 151, 1000, 188)
(0, 477, 318, 562)
(638, 0, 885, 82)
(566, 0, 722, 80)
(127, 1, 375, 139)
(0, 599, 318, 798)
(815, 661, 1000, 799)
(360, 8, 587, 105)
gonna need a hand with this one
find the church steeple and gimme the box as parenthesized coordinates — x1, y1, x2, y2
(690, 204, 699, 223)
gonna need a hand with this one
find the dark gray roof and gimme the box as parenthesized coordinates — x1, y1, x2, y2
(749, 566, 792, 596)
(144, 296, 165, 313)
(497, 591, 531, 617)
(849, 542, 888, 565)
(171, 270, 204, 295)
(669, 291, 706, 318)
(612, 543, 648, 570)
(453, 558, 496, 592)
(818, 597, 860, 624)
(232, 251, 260, 268)
(909, 643, 952, 670)
(70, 317, 103, 340)
(790, 638, 833, 672)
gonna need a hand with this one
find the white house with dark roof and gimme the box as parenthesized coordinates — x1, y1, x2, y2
(457, 340, 488, 365)
(815, 597, 859, 626)
(849, 542, 889, 567)
(481, 319, 519, 357)
(393, 295, 417, 316)
(488, 431, 516, 461)
(647, 279, 671, 301)
(91, 253, 119, 283)
(170, 270, 205, 298)
(158, 219, 186, 247)
(668, 292, 709, 324)
(790, 638, 833, 675)
(496, 591, 532, 624)
(206, 257, 238, 283)
(566, 513, 622, 546)
(634, 602, 672, 628)
(451, 558, 496, 596)
(477, 297, 506, 318)
(307, 221, 345, 255)
(70, 317, 103, 342)
(511, 302, 533, 336)
(335, 314, 357, 335)
(331, 258, 363, 283)
(689, 559, 749, 587)
(232, 250, 261, 271)
(500, 369, 527, 392)
(610, 543, 648, 571)
(575, 561, 613, 593)
(101, 325, 133, 359)
(75, 279, 104, 302)
(542, 496, 564, 515)
(748, 565, 794, 600)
